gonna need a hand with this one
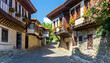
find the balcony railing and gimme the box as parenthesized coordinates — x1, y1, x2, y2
(0, 0, 9, 13)
(27, 28, 35, 34)
(0, 0, 28, 23)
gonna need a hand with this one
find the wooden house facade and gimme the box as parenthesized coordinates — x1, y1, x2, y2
(47, 0, 110, 58)
(27, 18, 50, 49)
(0, 0, 36, 50)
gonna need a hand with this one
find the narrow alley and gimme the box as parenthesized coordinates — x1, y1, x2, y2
(3, 43, 79, 63)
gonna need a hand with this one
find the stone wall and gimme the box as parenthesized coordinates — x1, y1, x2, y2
(59, 36, 72, 51)
(72, 27, 110, 63)
(0, 24, 26, 50)
(77, 27, 101, 57)
(28, 35, 41, 49)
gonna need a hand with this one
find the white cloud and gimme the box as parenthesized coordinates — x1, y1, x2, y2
(43, 17, 52, 24)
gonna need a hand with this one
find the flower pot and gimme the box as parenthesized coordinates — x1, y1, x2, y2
(9, 11, 12, 15)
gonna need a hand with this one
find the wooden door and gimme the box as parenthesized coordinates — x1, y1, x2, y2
(87, 34, 93, 49)
(74, 37, 77, 46)
(17, 33, 22, 49)
(66, 42, 69, 50)
(25, 35, 28, 49)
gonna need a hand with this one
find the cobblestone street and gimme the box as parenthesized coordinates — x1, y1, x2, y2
(2, 42, 79, 63)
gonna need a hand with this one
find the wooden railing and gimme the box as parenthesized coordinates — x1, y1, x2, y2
(0, 0, 29, 23)
(0, 0, 9, 13)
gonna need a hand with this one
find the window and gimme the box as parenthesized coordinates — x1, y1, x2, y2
(19, 5, 21, 14)
(28, 13, 30, 19)
(60, 17, 62, 24)
(76, 6, 80, 19)
(15, 2, 17, 12)
(22, 8, 24, 17)
(53, 21, 55, 29)
(29, 23, 34, 29)
(3, 0, 7, 4)
(2, 28, 8, 42)
(71, 9, 75, 16)
(87, 34, 93, 49)
(9, 0, 12, 7)
(79, 36, 82, 41)
(85, 0, 91, 10)
(25, 11, 27, 18)
(57, 20, 58, 27)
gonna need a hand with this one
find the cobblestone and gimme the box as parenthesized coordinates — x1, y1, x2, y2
(0, 42, 79, 63)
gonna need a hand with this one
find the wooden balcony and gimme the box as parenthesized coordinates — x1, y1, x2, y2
(27, 28, 35, 34)
(0, 0, 25, 28)
(0, 0, 24, 22)
(73, 20, 99, 31)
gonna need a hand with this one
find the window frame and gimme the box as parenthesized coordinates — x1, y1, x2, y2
(1, 28, 8, 42)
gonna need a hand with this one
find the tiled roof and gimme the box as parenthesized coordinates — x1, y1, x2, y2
(46, 0, 70, 18)
(31, 18, 41, 25)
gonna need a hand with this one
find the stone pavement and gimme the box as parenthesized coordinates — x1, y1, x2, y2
(0, 42, 80, 63)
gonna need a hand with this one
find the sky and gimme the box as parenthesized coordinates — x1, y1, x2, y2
(30, 0, 65, 24)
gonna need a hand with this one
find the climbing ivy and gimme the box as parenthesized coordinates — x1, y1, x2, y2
(90, 0, 110, 38)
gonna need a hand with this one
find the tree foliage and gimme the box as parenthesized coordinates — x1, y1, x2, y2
(42, 22, 59, 43)
(90, 0, 110, 38)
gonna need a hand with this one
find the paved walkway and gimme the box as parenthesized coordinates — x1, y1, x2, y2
(1, 42, 79, 63)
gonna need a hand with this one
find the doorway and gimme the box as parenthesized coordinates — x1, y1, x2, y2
(25, 35, 28, 49)
(16, 32, 22, 49)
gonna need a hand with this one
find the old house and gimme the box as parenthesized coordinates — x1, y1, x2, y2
(27, 18, 41, 49)
(27, 18, 50, 49)
(47, 0, 110, 60)
(70, 0, 110, 58)
(47, 0, 81, 51)
(0, 0, 37, 50)
(39, 26, 50, 46)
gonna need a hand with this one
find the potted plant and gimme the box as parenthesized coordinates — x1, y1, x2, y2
(9, 7, 15, 13)
(82, 10, 90, 21)
(16, 12, 21, 17)
(58, 24, 63, 31)
(23, 17, 30, 23)
(69, 18, 75, 26)
(66, 24, 70, 30)
(51, 27, 56, 32)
